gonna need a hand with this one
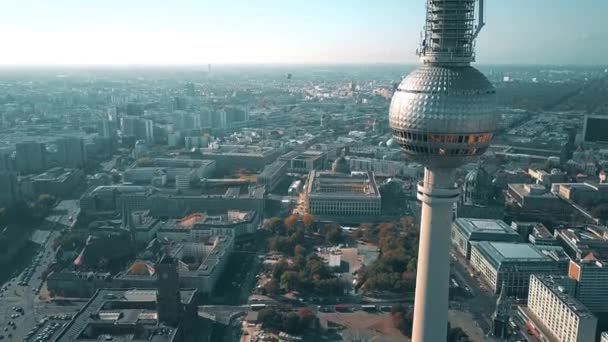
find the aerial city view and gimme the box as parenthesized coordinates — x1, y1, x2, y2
(1, 0, 608, 341)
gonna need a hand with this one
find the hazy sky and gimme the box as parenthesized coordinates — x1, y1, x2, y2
(2, 0, 607, 65)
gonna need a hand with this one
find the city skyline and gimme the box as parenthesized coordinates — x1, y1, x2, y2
(2, 0, 607, 66)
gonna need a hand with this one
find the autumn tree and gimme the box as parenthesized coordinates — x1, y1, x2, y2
(324, 224, 343, 244)
(302, 213, 316, 231)
(264, 217, 283, 234)
(284, 214, 299, 232)
(294, 244, 306, 259)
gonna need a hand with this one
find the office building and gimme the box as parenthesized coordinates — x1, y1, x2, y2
(56, 136, 87, 168)
(348, 157, 423, 178)
(469, 241, 560, 297)
(526, 274, 597, 342)
(506, 183, 573, 223)
(80, 185, 152, 215)
(47, 271, 113, 298)
(97, 119, 118, 138)
(568, 258, 608, 313)
(117, 209, 160, 244)
(583, 114, 608, 144)
(15, 141, 47, 174)
(555, 182, 608, 206)
(28, 167, 84, 198)
(280, 150, 327, 173)
(257, 160, 288, 192)
(156, 256, 181, 325)
(0, 148, 15, 171)
(527, 222, 559, 246)
(116, 235, 233, 294)
(528, 167, 566, 187)
(149, 182, 265, 218)
(52, 288, 197, 342)
(152, 158, 216, 179)
(451, 218, 521, 259)
(306, 171, 381, 217)
(0, 172, 20, 206)
(556, 226, 608, 260)
(200, 144, 281, 173)
(155, 211, 260, 241)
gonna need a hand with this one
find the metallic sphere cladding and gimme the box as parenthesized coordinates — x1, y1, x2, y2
(389, 65, 497, 168)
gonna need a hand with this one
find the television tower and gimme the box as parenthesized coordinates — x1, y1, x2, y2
(388, 1, 498, 341)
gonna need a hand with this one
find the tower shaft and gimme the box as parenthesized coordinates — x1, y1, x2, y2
(413, 168, 459, 342)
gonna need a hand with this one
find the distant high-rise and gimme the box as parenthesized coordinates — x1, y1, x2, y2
(16, 141, 47, 174)
(185, 82, 196, 97)
(56, 136, 87, 169)
(388, 0, 498, 340)
(0, 148, 15, 172)
(173, 96, 187, 111)
(125, 103, 144, 116)
(0, 172, 20, 206)
(144, 119, 155, 144)
(97, 119, 118, 139)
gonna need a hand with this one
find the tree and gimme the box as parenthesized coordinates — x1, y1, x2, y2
(280, 271, 299, 290)
(284, 214, 299, 232)
(263, 279, 279, 295)
(316, 278, 346, 296)
(406, 258, 417, 273)
(401, 216, 415, 232)
(285, 312, 300, 333)
(447, 323, 471, 342)
(294, 244, 305, 259)
(296, 308, 316, 330)
(390, 304, 414, 337)
(305, 257, 326, 278)
(378, 223, 396, 243)
(272, 259, 289, 281)
(325, 224, 342, 244)
(258, 307, 281, 328)
(402, 271, 416, 290)
(264, 217, 283, 234)
(302, 214, 315, 231)
(36, 194, 56, 209)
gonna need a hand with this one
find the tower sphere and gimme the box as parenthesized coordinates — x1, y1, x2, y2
(389, 65, 498, 168)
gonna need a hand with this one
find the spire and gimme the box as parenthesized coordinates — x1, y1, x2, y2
(496, 281, 508, 310)
(492, 281, 511, 339)
(121, 201, 128, 228)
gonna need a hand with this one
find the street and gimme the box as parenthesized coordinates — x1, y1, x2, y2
(0, 200, 79, 342)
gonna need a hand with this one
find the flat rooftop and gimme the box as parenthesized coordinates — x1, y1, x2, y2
(53, 288, 196, 342)
(152, 158, 215, 168)
(280, 150, 326, 161)
(306, 171, 380, 199)
(31, 167, 78, 182)
(454, 218, 519, 238)
(509, 183, 556, 198)
(200, 144, 276, 157)
(471, 241, 550, 269)
(534, 274, 595, 318)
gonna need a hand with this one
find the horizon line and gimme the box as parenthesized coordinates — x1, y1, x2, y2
(0, 62, 606, 69)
